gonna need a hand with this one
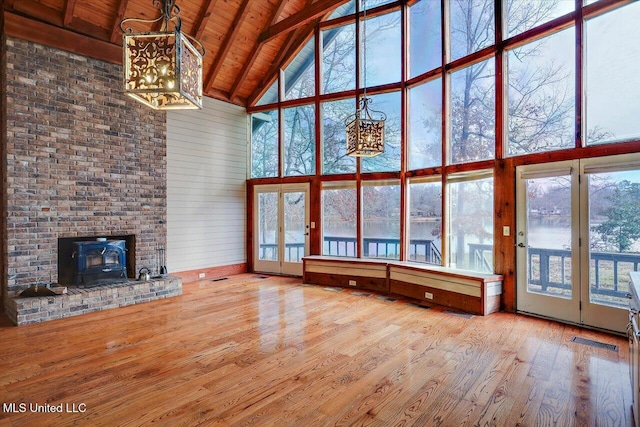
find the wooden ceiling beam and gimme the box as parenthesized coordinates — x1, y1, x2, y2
(4, 0, 16, 11)
(204, 0, 251, 93)
(270, 0, 289, 25)
(4, 11, 121, 64)
(63, 0, 77, 27)
(258, 0, 348, 44)
(109, 0, 130, 43)
(194, 0, 217, 41)
(69, 16, 110, 40)
(11, 0, 63, 27)
(229, 0, 288, 101)
(9, 0, 110, 43)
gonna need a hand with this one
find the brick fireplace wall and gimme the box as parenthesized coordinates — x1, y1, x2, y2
(1, 17, 7, 308)
(3, 37, 167, 303)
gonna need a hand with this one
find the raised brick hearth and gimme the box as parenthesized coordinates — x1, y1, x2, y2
(2, 37, 182, 323)
(6, 276, 182, 326)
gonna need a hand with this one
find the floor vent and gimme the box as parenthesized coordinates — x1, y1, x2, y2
(408, 302, 430, 310)
(377, 296, 397, 302)
(445, 310, 474, 319)
(253, 275, 269, 279)
(351, 291, 371, 297)
(323, 287, 342, 293)
(571, 337, 619, 352)
(211, 277, 228, 282)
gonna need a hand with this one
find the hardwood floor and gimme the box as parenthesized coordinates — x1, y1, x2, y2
(0, 274, 632, 426)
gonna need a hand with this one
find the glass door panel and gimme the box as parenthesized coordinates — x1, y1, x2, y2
(254, 186, 281, 274)
(258, 191, 279, 261)
(587, 170, 640, 308)
(516, 161, 580, 324)
(580, 154, 640, 332)
(525, 175, 573, 299)
(282, 188, 309, 275)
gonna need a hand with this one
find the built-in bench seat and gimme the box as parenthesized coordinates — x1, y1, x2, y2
(302, 255, 389, 293)
(387, 261, 502, 315)
(302, 256, 503, 316)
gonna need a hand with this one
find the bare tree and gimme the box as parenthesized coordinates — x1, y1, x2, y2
(283, 104, 315, 176)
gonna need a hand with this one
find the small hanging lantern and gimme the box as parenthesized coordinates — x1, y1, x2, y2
(120, 0, 206, 110)
(345, 97, 386, 157)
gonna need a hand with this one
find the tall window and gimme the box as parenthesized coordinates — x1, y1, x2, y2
(283, 104, 316, 176)
(322, 182, 357, 256)
(255, 81, 278, 107)
(448, 172, 494, 272)
(585, 1, 640, 145)
(449, 58, 495, 164)
(363, 181, 401, 259)
(506, 27, 575, 156)
(362, 11, 401, 88)
(408, 78, 442, 170)
(408, 178, 442, 264)
(361, 91, 401, 173)
(284, 37, 315, 101)
(322, 24, 356, 94)
(250, 110, 278, 178)
(449, 0, 494, 62)
(322, 99, 356, 174)
(408, 0, 442, 79)
(505, 0, 574, 38)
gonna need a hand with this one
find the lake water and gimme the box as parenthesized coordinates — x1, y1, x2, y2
(317, 218, 640, 254)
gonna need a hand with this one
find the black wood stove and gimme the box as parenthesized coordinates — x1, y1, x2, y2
(69, 240, 128, 287)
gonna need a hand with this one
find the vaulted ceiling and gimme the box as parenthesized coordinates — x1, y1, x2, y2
(2, 0, 350, 107)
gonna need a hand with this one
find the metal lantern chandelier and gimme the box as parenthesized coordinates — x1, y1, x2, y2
(344, 0, 386, 157)
(345, 97, 387, 157)
(120, 0, 205, 110)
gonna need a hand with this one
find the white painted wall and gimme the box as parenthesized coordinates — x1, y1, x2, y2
(166, 97, 247, 273)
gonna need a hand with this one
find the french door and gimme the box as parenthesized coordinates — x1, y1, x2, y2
(516, 161, 581, 325)
(253, 184, 310, 276)
(517, 154, 640, 333)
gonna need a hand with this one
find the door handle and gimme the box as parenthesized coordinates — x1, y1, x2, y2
(517, 243, 526, 248)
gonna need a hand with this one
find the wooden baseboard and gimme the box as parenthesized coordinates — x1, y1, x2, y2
(173, 263, 247, 284)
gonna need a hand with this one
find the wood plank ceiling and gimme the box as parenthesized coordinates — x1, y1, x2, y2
(2, 0, 350, 107)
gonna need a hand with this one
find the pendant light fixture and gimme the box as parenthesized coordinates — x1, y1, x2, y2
(120, 0, 206, 110)
(344, 0, 386, 157)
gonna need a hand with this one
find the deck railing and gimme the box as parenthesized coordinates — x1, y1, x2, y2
(468, 243, 493, 272)
(468, 244, 640, 302)
(260, 240, 639, 303)
(526, 247, 640, 301)
(322, 236, 442, 264)
(258, 243, 304, 263)
(259, 237, 442, 264)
